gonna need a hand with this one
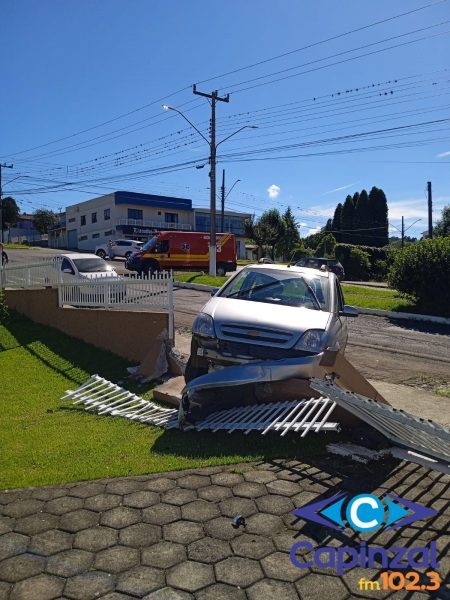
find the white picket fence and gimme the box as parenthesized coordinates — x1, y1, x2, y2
(0, 260, 174, 339)
(0, 257, 62, 288)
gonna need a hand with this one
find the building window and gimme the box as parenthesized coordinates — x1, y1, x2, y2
(165, 212, 178, 223)
(104, 209, 110, 221)
(104, 230, 114, 236)
(80, 215, 86, 226)
(158, 211, 162, 216)
(92, 233, 100, 239)
(68, 217, 75, 223)
(91, 212, 97, 224)
(78, 235, 88, 241)
(128, 208, 143, 220)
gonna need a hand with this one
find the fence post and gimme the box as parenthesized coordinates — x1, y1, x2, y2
(167, 275, 174, 343)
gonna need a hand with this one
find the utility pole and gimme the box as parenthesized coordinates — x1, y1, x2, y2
(220, 169, 225, 233)
(427, 181, 433, 239)
(0, 163, 14, 244)
(193, 85, 229, 276)
(401, 216, 404, 249)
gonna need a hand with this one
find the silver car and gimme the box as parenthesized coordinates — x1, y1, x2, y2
(186, 264, 357, 382)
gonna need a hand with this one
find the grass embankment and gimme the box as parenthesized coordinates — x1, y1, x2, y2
(0, 314, 331, 489)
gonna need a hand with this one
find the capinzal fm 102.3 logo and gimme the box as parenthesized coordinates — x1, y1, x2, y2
(293, 492, 437, 532)
(290, 492, 440, 576)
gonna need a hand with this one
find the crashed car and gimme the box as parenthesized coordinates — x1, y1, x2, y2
(185, 264, 358, 383)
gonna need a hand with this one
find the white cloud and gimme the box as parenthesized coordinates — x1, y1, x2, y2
(267, 184, 280, 200)
(388, 196, 450, 222)
(437, 150, 450, 158)
(321, 182, 358, 196)
(299, 222, 308, 227)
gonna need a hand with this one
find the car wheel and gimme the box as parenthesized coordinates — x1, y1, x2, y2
(96, 249, 106, 259)
(125, 251, 132, 259)
(216, 264, 226, 277)
(184, 356, 208, 384)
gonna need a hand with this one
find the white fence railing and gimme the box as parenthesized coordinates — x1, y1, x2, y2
(0, 258, 62, 288)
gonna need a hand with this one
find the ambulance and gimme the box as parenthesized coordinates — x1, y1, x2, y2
(125, 231, 237, 276)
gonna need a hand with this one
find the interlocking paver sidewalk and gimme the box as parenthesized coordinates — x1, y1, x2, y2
(0, 458, 449, 599)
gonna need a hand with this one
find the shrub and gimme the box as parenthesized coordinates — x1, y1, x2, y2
(388, 238, 450, 316)
(345, 248, 371, 280)
(335, 243, 389, 280)
(0, 289, 9, 324)
(315, 233, 336, 258)
(372, 259, 388, 281)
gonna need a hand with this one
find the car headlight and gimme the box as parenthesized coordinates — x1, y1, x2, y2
(192, 313, 216, 338)
(294, 329, 326, 352)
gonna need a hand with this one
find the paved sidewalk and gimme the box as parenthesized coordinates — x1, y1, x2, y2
(0, 459, 449, 600)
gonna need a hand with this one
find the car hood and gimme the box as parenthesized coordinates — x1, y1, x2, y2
(203, 297, 331, 340)
(78, 271, 119, 279)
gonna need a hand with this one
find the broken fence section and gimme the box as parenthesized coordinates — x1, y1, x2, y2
(61, 375, 339, 436)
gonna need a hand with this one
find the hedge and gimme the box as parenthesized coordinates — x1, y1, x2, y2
(335, 243, 393, 280)
(388, 237, 450, 316)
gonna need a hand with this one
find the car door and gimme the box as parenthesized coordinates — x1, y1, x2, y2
(114, 241, 128, 257)
(61, 257, 76, 282)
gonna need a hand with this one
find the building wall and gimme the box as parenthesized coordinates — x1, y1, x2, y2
(66, 194, 116, 251)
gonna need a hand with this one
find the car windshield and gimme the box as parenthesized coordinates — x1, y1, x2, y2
(141, 236, 158, 251)
(219, 268, 330, 311)
(73, 258, 113, 273)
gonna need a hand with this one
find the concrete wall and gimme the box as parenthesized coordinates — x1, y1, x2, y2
(5, 288, 168, 363)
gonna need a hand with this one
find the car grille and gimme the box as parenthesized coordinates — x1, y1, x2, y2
(218, 323, 294, 347)
(218, 339, 310, 360)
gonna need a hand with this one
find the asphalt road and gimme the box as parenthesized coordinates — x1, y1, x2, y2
(6, 247, 450, 390)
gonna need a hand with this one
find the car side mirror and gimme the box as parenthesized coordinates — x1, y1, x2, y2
(211, 287, 219, 296)
(339, 305, 358, 317)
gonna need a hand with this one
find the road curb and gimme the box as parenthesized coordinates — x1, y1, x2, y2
(174, 281, 450, 325)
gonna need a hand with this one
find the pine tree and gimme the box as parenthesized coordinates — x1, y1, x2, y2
(332, 203, 342, 242)
(341, 195, 355, 243)
(369, 187, 389, 247)
(276, 206, 300, 260)
(354, 189, 370, 245)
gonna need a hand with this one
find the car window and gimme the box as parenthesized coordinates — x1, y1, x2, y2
(220, 269, 329, 310)
(335, 280, 344, 311)
(61, 258, 74, 273)
(72, 258, 113, 273)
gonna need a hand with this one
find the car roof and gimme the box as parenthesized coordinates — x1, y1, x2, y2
(118, 239, 143, 243)
(244, 264, 331, 278)
(60, 253, 101, 260)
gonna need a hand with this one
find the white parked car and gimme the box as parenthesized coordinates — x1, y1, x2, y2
(59, 254, 123, 305)
(95, 239, 143, 260)
(60, 254, 120, 280)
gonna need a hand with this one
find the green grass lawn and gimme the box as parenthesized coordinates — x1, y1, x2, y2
(341, 284, 416, 312)
(0, 314, 333, 489)
(174, 272, 228, 287)
(4, 243, 31, 250)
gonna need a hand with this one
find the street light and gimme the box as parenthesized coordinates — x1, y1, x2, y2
(162, 103, 257, 275)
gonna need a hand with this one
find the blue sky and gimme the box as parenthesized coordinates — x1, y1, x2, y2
(2, 0, 450, 238)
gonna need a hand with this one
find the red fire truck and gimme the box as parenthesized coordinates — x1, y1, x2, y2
(125, 231, 237, 276)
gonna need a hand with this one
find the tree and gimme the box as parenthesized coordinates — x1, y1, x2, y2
(32, 209, 58, 234)
(332, 203, 342, 242)
(368, 186, 389, 247)
(244, 209, 286, 259)
(340, 195, 355, 243)
(315, 233, 336, 257)
(434, 205, 450, 237)
(354, 189, 370, 245)
(1, 197, 19, 230)
(276, 206, 300, 260)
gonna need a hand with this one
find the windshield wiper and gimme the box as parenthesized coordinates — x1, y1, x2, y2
(300, 277, 322, 311)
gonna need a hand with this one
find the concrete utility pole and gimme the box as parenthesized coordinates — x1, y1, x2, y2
(193, 85, 229, 276)
(401, 216, 405, 249)
(0, 163, 14, 244)
(427, 181, 433, 239)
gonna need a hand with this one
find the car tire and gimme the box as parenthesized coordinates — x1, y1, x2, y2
(184, 356, 208, 384)
(96, 249, 106, 259)
(216, 264, 226, 277)
(125, 251, 132, 259)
